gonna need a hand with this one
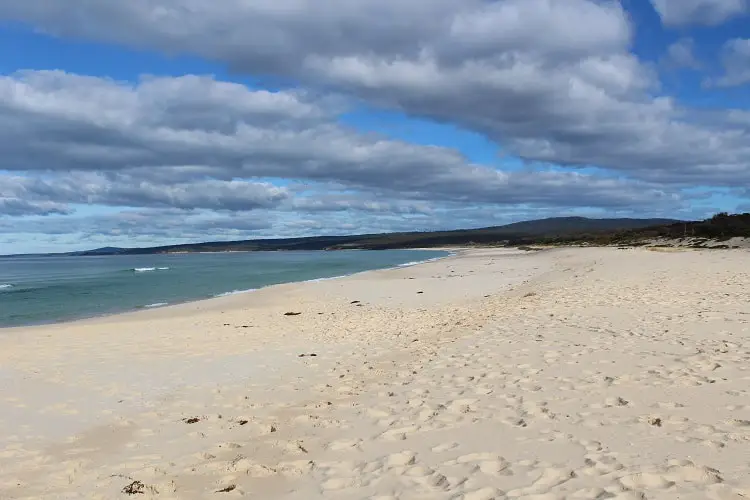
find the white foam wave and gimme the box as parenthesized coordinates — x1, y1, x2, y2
(0, 283, 12, 290)
(300, 254, 449, 284)
(397, 256, 444, 268)
(132, 267, 170, 273)
(303, 275, 348, 283)
(397, 260, 421, 267)
(214, 288, 258, 298)
(144, 302, 168, 308)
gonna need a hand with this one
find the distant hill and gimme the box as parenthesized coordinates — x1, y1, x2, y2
(2, 216, 696, 257)
(69, 247, 127, 256)
(46, 216, 682, 256)
(493, 217, 678, 236)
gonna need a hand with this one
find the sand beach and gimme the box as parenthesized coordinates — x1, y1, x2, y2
(1, 247, 749, 499)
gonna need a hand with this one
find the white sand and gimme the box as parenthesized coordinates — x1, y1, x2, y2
(1, 247, 749, 499)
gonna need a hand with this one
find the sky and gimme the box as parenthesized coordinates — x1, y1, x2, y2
(0, 0, 749, 254)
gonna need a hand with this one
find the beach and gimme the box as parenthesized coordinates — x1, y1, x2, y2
(1, 247, 749, 499)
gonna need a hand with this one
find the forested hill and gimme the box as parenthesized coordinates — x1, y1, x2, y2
(551, 213, 750, 246)
(54, 216, 679, 255)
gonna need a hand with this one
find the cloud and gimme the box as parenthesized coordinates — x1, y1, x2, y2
(289, 195, 434, 215)
(2, 0, 750, 252)
(0, 208, 271, 239)
(0, 1, 748, 189)
(0, 0, 631, 66)
(712, 38, 750, 87)
(724, 109, 750, 127)
(0, 199, 692, 254)
(0, 198, 71, 216)
(662, 38, 701, 69)
(1, 173, 289, 212)
(650, 0, 749, 26)
(0, 70, 683, 215)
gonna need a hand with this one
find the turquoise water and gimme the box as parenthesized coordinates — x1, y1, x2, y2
(0, 250, 447, 328)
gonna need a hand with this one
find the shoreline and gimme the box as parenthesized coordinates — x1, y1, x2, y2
(0, 248, 458, 332)
(0, 246, 542, 444)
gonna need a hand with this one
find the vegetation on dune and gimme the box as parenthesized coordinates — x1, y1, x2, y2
(536, 213, 750, 247)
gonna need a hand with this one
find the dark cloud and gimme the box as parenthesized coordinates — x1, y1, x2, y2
(0, 209, 271, 239)
(2, 173, 288, 212)
(0, 198, 71, 216)
(289, 195, 434, 215)
(0, 1, 631, 67)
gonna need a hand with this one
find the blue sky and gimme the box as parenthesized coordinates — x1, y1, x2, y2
(0, 0, 749, 253)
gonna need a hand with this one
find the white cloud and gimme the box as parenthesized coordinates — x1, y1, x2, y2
(662, 38, 701, 69)
(0, 70, 681, 217)
(0, 0, 631, 64)
(0, 1, 747, 187)
(650, 0, 749, 26)
(712, 38, 750, 87)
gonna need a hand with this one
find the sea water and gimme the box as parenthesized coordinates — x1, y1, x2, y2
(0, 250, 447, 327)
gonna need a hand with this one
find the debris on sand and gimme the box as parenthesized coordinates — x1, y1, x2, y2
(284, 312, 302, 316)
(122, 480, 145, 495)
(648, 417, 662, 427)
(183, 417, 201, 424)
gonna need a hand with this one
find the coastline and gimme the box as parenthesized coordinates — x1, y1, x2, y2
(0, 248, 455, 331)
(1, 246, 748, 499)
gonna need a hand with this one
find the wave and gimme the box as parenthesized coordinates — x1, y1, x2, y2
(397, 256, 445, 268)
(132, 267, 170, 273)
(302, 275, 348, 283)
(144, 302, 168, 308)
(214, 288, 258, 298)
(397, 261, 422, 267)
(300, 253, 451, 284)
(0, 283, 12, 290)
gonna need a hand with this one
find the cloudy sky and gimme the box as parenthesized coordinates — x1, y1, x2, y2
(1, 0, 749, 253)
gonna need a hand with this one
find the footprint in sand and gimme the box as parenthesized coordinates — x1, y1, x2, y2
(461, 486, 502, 500)
(432, 442, 459, 453)
(326, 438, 363, 451)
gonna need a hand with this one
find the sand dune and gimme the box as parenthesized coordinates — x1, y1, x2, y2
(1, 248, 749, 499)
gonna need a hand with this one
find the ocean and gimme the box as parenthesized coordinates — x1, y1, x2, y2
(0, 249, 447, 328)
